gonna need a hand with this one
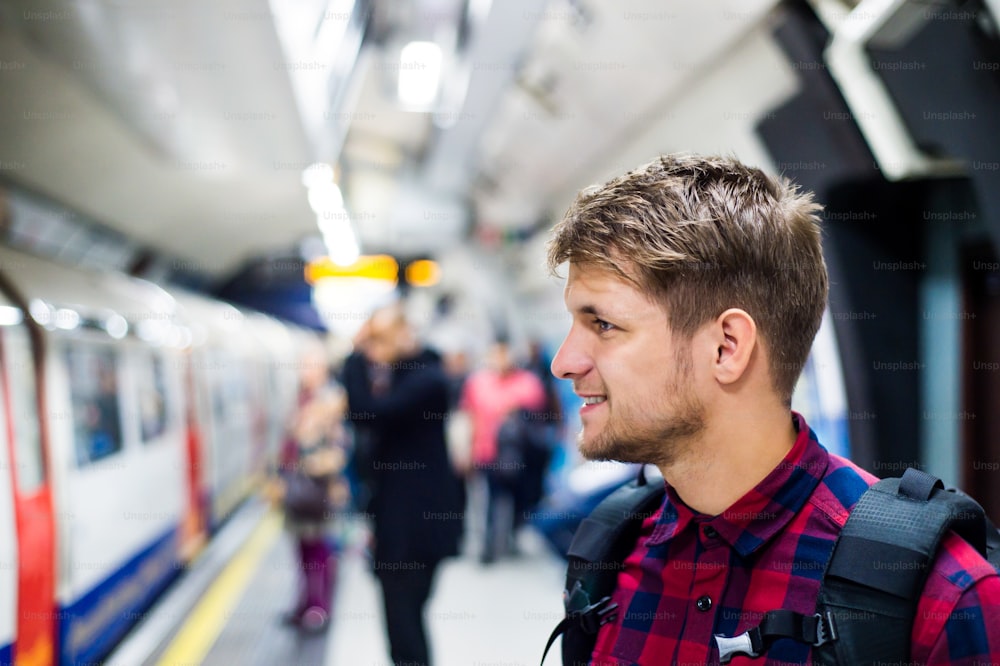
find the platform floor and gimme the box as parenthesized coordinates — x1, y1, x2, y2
(108, 497, 566, 666)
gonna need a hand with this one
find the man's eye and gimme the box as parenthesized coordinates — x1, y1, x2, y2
(593, 318, 614, 332)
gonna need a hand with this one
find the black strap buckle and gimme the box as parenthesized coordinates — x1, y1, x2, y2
(813, 611, 838, 647)
(715, 630, 760, 663)
(715, 610, 838, 662)
(540, 596, 619, 666)
(564, 579, 619, 634)
(570, 596, 619, 634)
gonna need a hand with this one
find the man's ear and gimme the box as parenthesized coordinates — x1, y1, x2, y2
(713, 308, 757, 385)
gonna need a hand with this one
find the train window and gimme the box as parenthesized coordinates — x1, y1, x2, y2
(4, 326, 45, 493)
(136, 350, 168, 443)
(224, 364, 250, 423)
(209, 352, 235, 422)
(65, 344, 123, 466)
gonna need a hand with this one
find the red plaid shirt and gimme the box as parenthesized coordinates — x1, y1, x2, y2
(590, 413, 1000, 665)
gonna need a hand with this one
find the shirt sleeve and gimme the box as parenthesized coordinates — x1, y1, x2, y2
(912, 532, 1000, 664)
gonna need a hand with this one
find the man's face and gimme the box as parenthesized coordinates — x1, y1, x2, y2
(487, 343, 513, 373)
(550, 263, 705, 466)
(365, 310, 405, 365)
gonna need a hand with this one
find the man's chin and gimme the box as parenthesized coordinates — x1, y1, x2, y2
(577, 431, 619, 462)
(577, 441, 603, 461)
(577, 430, 660, 466)
(575, 432, 596, 459)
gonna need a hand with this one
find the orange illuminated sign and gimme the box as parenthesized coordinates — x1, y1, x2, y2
(405, 259, 440, 287)
(304, 255, 399, 284)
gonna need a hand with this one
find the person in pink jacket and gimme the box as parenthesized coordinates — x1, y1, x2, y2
(460, 339, 545, 563)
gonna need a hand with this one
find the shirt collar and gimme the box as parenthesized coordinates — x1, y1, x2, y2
(646, 412, 829, 557)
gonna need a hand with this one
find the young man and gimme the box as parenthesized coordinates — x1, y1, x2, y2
(547, 155, 1000, 664)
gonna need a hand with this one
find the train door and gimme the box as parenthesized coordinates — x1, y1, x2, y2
(248, 357, 270, 480)
(179, 353, 207, 561)
(962, 242, 1000, 521)
(0, 316, 17, 666)
(0, 305, 56, 666)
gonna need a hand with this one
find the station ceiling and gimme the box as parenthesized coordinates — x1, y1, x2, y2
(0, 0, 776, 278)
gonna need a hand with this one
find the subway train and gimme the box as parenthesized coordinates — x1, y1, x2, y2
(0, 244, 308, 665)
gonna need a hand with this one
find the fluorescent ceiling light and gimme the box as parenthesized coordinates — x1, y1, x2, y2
(308, 183, 344, 215)
(54, 308, 81, 331)
(302, 162, 335, 189)
(270, 0, 360, 156)
(326, 235, 361, 267)
(29, 299, 52, 327)
(105, 313, 129, 339)
(398, 41, 443, 108)
(321, 214, 360, 267)
(0, 305, 23, 327)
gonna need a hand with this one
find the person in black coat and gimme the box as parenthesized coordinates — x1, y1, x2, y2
(341, 304, 465, 666)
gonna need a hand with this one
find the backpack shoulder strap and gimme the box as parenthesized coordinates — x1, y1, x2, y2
(540, 467, 666, 666)
(945, 485, 1000, 569)
(812, 467, 989, 666)
(983, 512, 1000, 569)
(715, 467, 1000, 664)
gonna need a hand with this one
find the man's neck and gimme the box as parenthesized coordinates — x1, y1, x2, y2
(657, 409, 798, 516)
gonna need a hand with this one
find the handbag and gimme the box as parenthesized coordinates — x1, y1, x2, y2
(491, 410, 528, 486)
(283, 470, 330, 521)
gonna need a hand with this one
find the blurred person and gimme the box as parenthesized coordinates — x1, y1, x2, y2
(440, 347, 474, 477)
(267, 346, 348, 632)
(515, 340, 564, 527)
(342, 304, 464, 666)
(460, 339, 545, 563)
(442, 347, 470, 410)
(546, 154, 1000, 664)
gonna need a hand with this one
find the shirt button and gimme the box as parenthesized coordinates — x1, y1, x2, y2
(702, 525, 718, 539)
(696, 595, 713, 612)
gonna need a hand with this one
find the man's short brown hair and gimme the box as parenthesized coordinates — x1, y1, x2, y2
(547, 154, 828, 403)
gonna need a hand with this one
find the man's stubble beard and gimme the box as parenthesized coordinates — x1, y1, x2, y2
(578, 351, 706, 468)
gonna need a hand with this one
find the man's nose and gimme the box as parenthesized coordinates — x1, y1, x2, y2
(550, 328, 591, 380)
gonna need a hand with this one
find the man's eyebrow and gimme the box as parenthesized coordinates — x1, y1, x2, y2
(577, 304, 606, 318)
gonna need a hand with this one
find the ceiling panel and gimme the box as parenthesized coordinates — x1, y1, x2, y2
(473, 0, 782, 228)
(0, 0, 790, 280)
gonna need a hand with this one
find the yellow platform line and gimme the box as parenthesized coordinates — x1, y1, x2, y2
(156, 510, 282, 666)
